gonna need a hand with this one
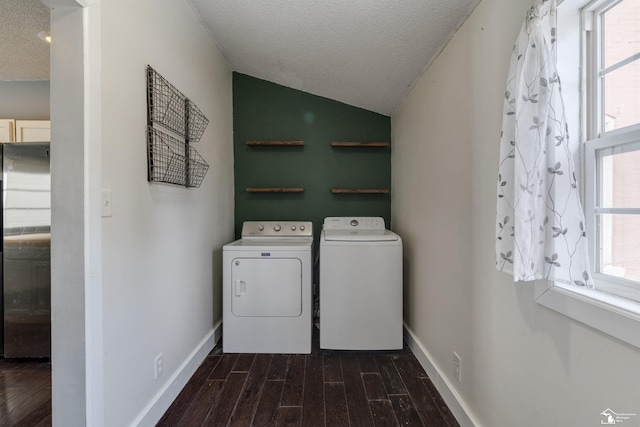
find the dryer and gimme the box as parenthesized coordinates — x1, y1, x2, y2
(320, 217, 402, 350)
(223, 221, 313, 354)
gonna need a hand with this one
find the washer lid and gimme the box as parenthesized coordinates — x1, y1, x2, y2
(323, 229, 399, 242)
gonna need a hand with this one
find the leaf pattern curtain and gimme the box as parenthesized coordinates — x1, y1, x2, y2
(495, 0, 593, 287)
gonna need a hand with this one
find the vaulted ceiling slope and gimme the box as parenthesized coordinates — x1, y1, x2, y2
(0, 0, 50, 81)
(187, 0, 481, 115)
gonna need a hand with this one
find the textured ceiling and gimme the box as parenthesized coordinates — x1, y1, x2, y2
(0, 0, 50, 81)
(187, 0, 480, 115)
(1, 0, 481, 114)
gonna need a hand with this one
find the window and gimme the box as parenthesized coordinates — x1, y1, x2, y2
(535, 0, 640, 348)
(583, 0, 640, 302)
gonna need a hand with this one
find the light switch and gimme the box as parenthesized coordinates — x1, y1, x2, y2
(102, 189, 112, 217)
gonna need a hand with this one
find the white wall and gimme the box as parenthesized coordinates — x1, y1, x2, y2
(391, 0, 640, 425)
(0, 81, 50, 119)
(48, 3, 98, 425)
(100, 0, 233, 425)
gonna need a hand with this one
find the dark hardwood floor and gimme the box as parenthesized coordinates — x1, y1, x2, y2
(158, 331, 458, 427)
(0, 358, 51, 427)
(0, 332, 458, 427)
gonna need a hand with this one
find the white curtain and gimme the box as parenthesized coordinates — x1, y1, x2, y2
(495, 0, 593, 287)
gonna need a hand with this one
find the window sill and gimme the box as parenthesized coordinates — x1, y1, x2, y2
(535, 281, 640, 348)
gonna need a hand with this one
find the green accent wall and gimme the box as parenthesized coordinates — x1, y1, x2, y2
(233, 73, 391, 240)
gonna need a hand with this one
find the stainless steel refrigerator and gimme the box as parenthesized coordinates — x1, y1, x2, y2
(0, 142, 51, 358)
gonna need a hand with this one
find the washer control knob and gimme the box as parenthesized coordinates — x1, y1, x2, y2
(300, 225, 305, 231)
(350, 219, 359, 227)
(291, 225, 297, 231)
(273, 224, 281, 232)
(257, 225, 264, 231)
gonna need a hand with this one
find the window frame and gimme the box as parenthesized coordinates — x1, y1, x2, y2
(535, 0, 640, 349)
(585, 130, 640, 301)
(584, 0, 640, 299)
(535, 281, 640, 347)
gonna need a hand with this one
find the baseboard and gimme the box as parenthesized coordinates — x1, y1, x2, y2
(132, 320, 222, 427)
(403, 324, 481, 427)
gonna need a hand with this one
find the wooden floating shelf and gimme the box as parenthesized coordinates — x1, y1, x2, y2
(331, 141, 390, 147)
(331, 188, 390, 194)
(246, 187, 305, 193)
(246, 140, 304, 146)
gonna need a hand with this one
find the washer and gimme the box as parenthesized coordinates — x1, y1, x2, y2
(223, 221, 313, 354)
(320, 217, 402, 350)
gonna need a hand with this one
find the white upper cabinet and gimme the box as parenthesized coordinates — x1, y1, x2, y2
(15, 120, 51, 142)
(0, 119, 16, 143)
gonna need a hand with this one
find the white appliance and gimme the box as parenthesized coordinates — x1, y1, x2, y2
(223, 221, 313, 354)
(320, 217, 402, 350)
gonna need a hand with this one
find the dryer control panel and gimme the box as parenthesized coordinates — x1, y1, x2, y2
(241, 221, 313, 238)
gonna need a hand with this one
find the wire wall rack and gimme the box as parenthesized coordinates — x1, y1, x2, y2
(146, 65, 209, 187)
(147, 128, 209, 187)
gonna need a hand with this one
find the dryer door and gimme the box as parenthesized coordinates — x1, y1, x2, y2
(231, 257, 302, 317)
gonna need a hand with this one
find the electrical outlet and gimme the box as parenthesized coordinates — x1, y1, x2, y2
(453, 352, 462, 383)
(154, 353, 164, 380)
